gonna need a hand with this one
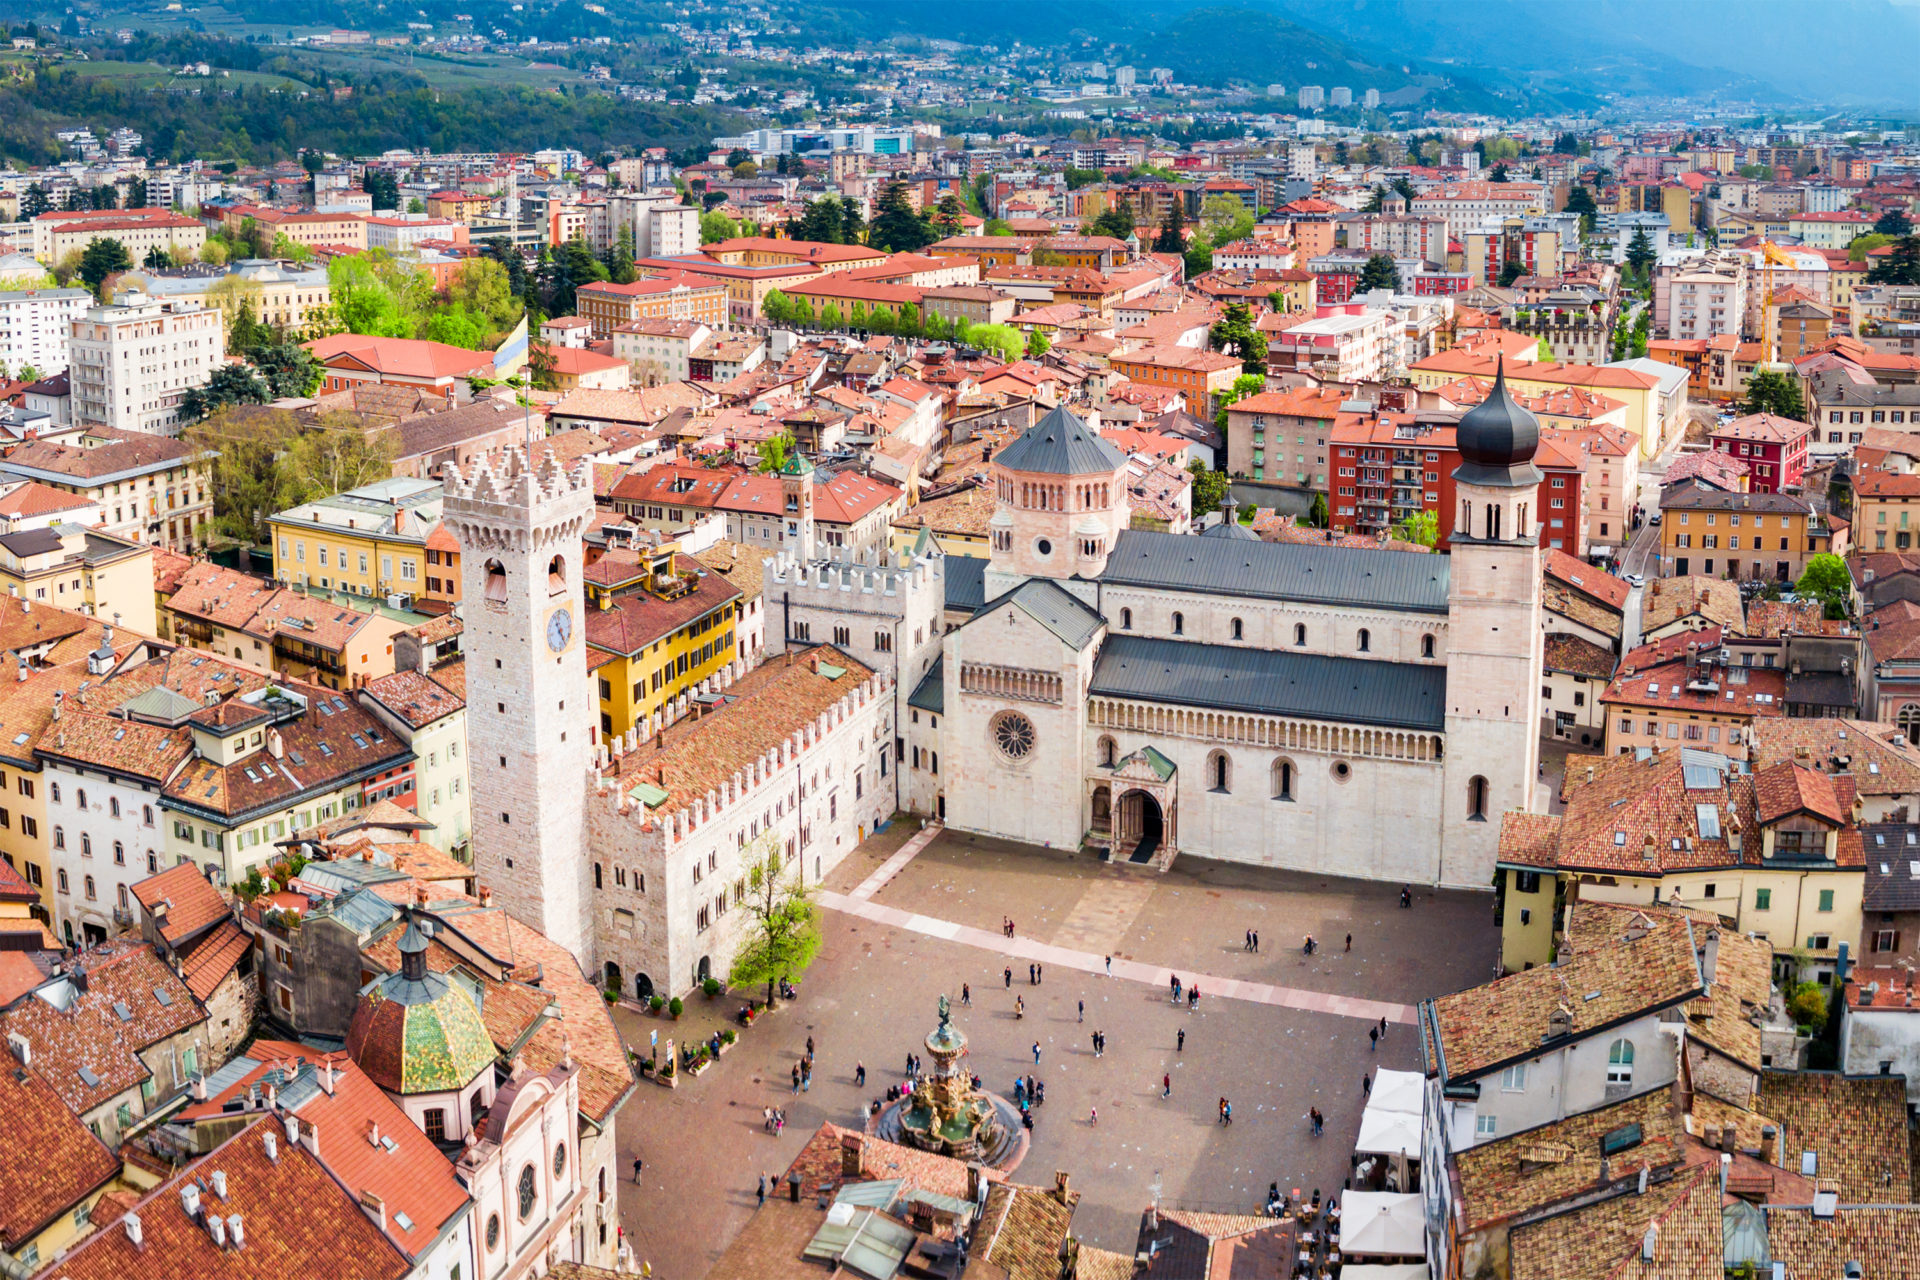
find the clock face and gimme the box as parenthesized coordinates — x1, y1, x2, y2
(546, 608, 573, 653)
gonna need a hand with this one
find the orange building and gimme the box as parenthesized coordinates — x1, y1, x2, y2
(1109, 346, 1244, 411)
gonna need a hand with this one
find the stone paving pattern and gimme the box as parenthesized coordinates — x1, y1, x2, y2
(613, 823, 1496, 1278)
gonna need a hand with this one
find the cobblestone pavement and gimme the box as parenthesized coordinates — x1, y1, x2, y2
(614, 823, 1495, 1278)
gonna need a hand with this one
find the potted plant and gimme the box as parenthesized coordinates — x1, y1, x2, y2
(649, 994, 665, 1015)
(702, 976, 722, 999)
(720, 1028, 738, 1046)
(668, 996, 684, 1020)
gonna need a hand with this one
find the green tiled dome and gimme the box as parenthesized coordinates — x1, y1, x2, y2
(346, 918, 495, 1096)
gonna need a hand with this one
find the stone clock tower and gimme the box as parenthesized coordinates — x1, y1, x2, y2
(442, 447, 597, 969)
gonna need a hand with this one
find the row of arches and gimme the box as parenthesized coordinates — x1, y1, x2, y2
(960, 663, 1063, 705)
(1089, 699, 1445, 763)
(1112, 609, 1436, 659)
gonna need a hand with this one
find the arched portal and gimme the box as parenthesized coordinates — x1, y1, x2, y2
(1116, 789, 1165, 864)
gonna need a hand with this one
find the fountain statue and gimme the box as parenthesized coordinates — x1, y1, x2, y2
(874, 994, 1021, 1166)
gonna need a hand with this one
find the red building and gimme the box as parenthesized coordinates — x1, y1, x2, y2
(1709, 412, 1812, 494)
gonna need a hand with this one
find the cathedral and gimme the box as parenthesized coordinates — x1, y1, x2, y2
(440, 369, 1549, 1000)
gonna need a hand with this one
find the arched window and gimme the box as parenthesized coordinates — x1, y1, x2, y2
(1421, 634, 1436, 659)
(548, 554, 567, 594)
(1119, 608, 1132, 630)
(49, 783, 60, 804)
(483, 558, 508, 604)
(83, 874, 95, 900)
(1098, 736, 1117, 768)
(1230, 617, 1244, 640)
(1468, 775, 1490, 822)
(1461, 498, 1472, 534)
(1207, 750, 1230, 793)
(1272, 759, 1295, 801)
(1357, 628, 1371, 652)
(1172, 611, 1185, 636)
(112, 841, 124, 865)
(1607, 1039, 1635, 1085)
(1294, 623, 1307, 647)
(1901, 704, 1920, 745)
(81, 834, 91, 858)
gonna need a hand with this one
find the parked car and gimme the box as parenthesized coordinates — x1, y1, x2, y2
(1625, 573, 1646, 588)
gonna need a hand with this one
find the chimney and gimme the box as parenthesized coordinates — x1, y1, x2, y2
(1813, 1183, 1839, 1219)
(227, 1214, 245, 1250)
(1640, 1223, 1657, 1262)
(124, 1212, 143, 1248)
(360, 1190, 387, 1233)
(181, 1183, 201, 1220)
(264, 1132, 279, 1164)
(211, 1170, 228, 1201)
(1055, 1171, 1072, 1205)
(283, 1113, 299, 1147)
(840, 1132, 864, 1179)
(268, 730, 284, 759)
(207, 1215, 226, 1248)
(479, 886, 493, 908)
(1759, 1125, 1779, 1167)
(367, 1119, 381, 1148)
(321, 1060, 336, 1095)
(7, 1032, 28, 1068)
(967, 1163, 985, 1203)
(1637, 1164, 1649, 1195)
(302, 1119, 320, 1160)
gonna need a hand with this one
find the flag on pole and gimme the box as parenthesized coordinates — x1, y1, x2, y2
(493, 312, 530, 378)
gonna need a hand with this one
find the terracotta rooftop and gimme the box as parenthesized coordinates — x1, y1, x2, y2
(1507, 1162, 1722, 1280)
(130, 861, 231, 947)
(1750, 718, 1920, 800)
(1454, 1089, 1687, 1234)
(0, 1058, 120, 1251)
(363, 668, 465, 729)
(1755, 1071, 1911, 1201)
(1639, 575, 1747, 636)
(1544, 547, 1630, 610)
(1544, 632, 1617, 681)
(1766, 1206, 1920, 1280)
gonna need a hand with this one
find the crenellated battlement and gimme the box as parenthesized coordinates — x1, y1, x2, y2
(444, 445, 594, 513)
(762, 542, 942, 602)
(587, 657, 893, 850)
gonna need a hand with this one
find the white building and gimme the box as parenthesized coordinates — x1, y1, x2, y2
(0, 286, 91, 379)
(364, 215, 462, 254)
(604, 191, 699, 259)
(1265, 308, 1397, 381)
(1656, 253, 1749, 342)
(1329, 86, 1353, 107)
(67, 291, 224, 436)
(611, 319, 712, 383)
(1297, 85, 1325, 110)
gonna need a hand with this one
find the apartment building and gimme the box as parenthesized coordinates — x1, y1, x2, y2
(363, 214, 467, 253)
(66, 292, 224, 437)
(575, 274, 730, 338)
(1342, 213, 1449, 265)
(603, 190, 700, 258)
(0, 287, 91, 378)
(1460, 220, 1565, 288)
(267, 476, 444, 603)
(1223, 384, 1345, 487)
(1658, 483, 1824, 582)
(1107, 346, 1244, 412)
(217, 206, 369, 252)
(0, 427, 212, 552)
(112, 258, 333, 335)
(611, 318, 713, 383)
(30, 208, 207, 265)
(1710, 412, 1813, 493)
(1264, 308, 1395, 381)
(1410, 182, 1547, 240)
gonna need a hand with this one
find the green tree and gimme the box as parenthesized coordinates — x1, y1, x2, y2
(932, 193, 967, 234)
(143, 245, 173, 269)
(1362, 185, 1387, 214)
(1489, 162, 1509, 183)
(605, 227, 637, 285)
(1625, 227, 1657, 277)
(1188, 461, 1229, 517)
(967, 323, 1023, 362)
(1847, 233, 1894, 262)
(790, 196, 846, 245)
(20, 184, 50, 220)
(1308, 492, 1329, 528)
(1087, 206, 1135, 241)
(78, 237, 133, 296)
(246, 343, 324, 398)
(1358, 252, 1402, 293)
(227, 299, 273, 352)
(1153, 203, 1186, 254)
(327, 254, 410, 337)
(1063, 167, 1105, 190)
(269, 231, 313, 263)
(726, 833, 822, 1008)
(761, 289, 791, 326)
(179, 363, 269, 421)
(756, 431, 796, 474)
(1788, 982, 1830, 1034)
(1741, 368, 1807, 420)
(1026, 329, 1050, 357)
(1498, 254, 1528, 287)
(1393, 510, 1439, 547)
(1209, 303, 1267, 372)
(1874, 209, 1913, 237)
(1867, 236, 1920, 286)
(1198, 194, 1253, 246)
(425, 306, 485, 350)
(1795, 553, 1853, 621)
(448, 258, 521, 332)
(869, 183, 936, 253)
(278, 419, 398, 508)
(406, 197, 426, 214)
(699, 210, 740, 245)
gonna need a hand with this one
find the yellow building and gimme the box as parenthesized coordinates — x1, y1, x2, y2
(702, 236, 890, 273)
(1498, 746, 1863, 981)
(1850, 469, 1920, 556)
(584, 549, 741, 739)
(0, 524, 158, 637)
(267, 477, 443, 605)
(890, 487, 997, 560)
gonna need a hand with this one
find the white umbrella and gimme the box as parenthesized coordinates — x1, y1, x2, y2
(1341, 1191, 1424, 1258)
(1368, 1069, 1425, 1117)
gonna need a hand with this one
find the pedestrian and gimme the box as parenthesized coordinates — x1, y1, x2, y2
(1163, 1073, 1171, 1099)
(1169, 974, 1179, 999)
(1345, 933, 1352, 953)
(1369, 1026, 1379, 1052)
(1217, 1097, 1227, 1124)
(1189, 985, 1200, 1010)
(757, 1173, 767, 1206)
(633, 1156, 644, 1183)
(802, 1063, 811, 1092)
(763, 1106, 774, 1132)
(1362, 1072, 1372, 1097)
(1002, 916, 1010, 937)
(1098, 1030, 1106, 1057)
(1014, 1078, 1025, 1104)
(1225, 1100, 1232, 1125)
(1036, 965, 1043, 984)
(1032, 1041, 1042, 1065)
(905, 1052, 914, 1077)
(806, 1035, 814, 1059)
(1005, 967, 1013, 989)
(1245, 929, 1253, 951)
(1177, 1027, 1185, 1053)
(1028, 963, 1036, 985)
(1303, 935, 1313, 955)
(1016, 995, 1025, 1018)
(1090, 1106, 1098, 1126)
(962, 983, 971, 1006)
(1077, 999, 1084, 1023)
(1252, 929, 1259, 953)
(791, 1062, 801, 1093)
(1105, 955, 1112, 975)
(1310, 1106, 1324, 1137)
(855, 1062, 866, 1087)
(1008, 918, 1016, 937)
(1400, 885, 1411, 909)
(1379, 1015, 1388, 1042)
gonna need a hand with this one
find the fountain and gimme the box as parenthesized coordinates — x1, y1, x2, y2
(872, 996, 1024, 1168)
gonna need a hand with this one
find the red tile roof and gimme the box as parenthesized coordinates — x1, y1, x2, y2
(130, 862, 232, 946)
(0, 1059, 120, 1249)
(303, 334, 495, 381)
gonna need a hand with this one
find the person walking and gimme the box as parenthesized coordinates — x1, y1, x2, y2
(1008, 918, 1017, 937)
(1077, 999, 1085, 1023)
(1015, 995, 1025, 1018)
(855, 1062, 866, 1087)
(1379, 1015, 1388, 1043)
(1089, 1105, 1098, 1126)
(1252, 930, 1259, 953)
(633, 1156, 644, 1183)
(1189, 985, 1200, 1010)
(801, 1062, 811, 1092)
(1036, 965, 1043, 984)
(1400, 885, 1411, 909)
(1169, 974, 1180, 1001)
(1177, 1027, 1185, 1053)
(1310, 1107, 1324, 1137)
(1105, 955, 1112, 975)
(1369, 1025, 1379, 1052)
(961, 983, 971, 1006)
(1362, 1072, 1372, 1097)
(1217, 1097, 1228, 1124)
(1032, 1041, 1042, 1065)
(806, 1035, 814, 1059)
(1162, 1073, 1171, 1099)
(1245, 929, 1253, 952)
(791, 1062, 802, 1093)
(1004, 967, 1013, 989)
(757, 1173, 767, 1206)
(1345, 933, 1352, 953)
(1028, 963, 1036, 986)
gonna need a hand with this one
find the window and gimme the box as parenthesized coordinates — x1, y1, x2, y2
(1207, 751, 1230, 793)
(1230, 617, 1243, 640)
(1357, 628, 1370, 652)
(1171, 611, 1184, 636)
(517, 1164, 538, 1220)
(424, 1108, 447, 1142)
(1875, 929, 1898, 953)
(1098, 736, 1116, 768)
(1119, 608, 1132, 630)
(1294, 623, 1306, 646)
(1755, 887, 1772, 911)
(1467, 775, 1489, 822)
(1818, 888, 1835, 912)
(1476, 1115, 1498, 1137)
(1606, 1039, 1634, 1085)
(1272, 759, 1294, 801)
(553, 1142, 567, 1179)
(1500, 1064, 1527, 1092)
(1515, 870, 1541, 894)
(1421, 634, 1435, 659)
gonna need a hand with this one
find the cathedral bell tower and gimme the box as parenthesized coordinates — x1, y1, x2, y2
(442, 447, 597, 969)
(984, 405, 1131, 603)
(780, 452, 818, 562)
(1441, 360, 1546, 889)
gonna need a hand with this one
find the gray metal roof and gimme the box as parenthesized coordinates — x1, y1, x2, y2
(1099, 528, 1450, 614)
(944, 555, 986, 615)
(991, 405, 1129, 476)
(908, 655, 944, 715)
(1090, 634, 1447, 731)
(976, 579, 1104, 651)
(1864, 826, 1920, 911)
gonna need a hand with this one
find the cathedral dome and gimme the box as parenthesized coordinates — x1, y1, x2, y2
(993, 405, 1128, 476)
(346, 917, 495, 1096)
(1453, 359, 1544, 490)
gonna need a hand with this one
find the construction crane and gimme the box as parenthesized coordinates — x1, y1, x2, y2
(1756, 238, 1796, 362)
